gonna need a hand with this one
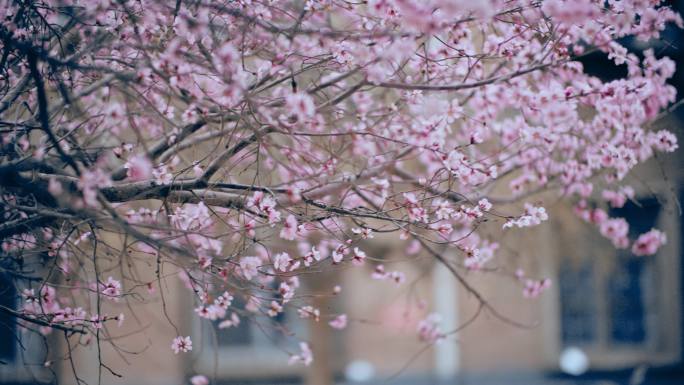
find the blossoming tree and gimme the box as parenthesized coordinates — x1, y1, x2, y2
(0, 0, 680, 381)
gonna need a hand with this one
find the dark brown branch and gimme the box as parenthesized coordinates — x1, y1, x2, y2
(0, 305, 86, 335)
(373, 60, 558, 91)
(26, 50, 81, 175)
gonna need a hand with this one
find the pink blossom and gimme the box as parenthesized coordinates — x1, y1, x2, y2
(218, 313, 241, 329)
(171, 336, 192, 354)
(651, 130, 678, 152)
(279, 281, 296, 303)
(302, 246, 322, 267)
(406, 240, 421, 255)
(190, 375, 209, 385)
(286, 186, 302, 203)
(248, 193, 281, 225)
(48, 178, 63, 196)
(195, 305, 224, 321)
(124, 155, 153, 181)
(267, 209, 282, 225)
(329, 314, 348, 330)
(280, 215, 299, 240)
(351, 247, 367, 266)
(239, 256, 261, 280)
(331, 244, 347, 264)
(599, 218, 630, 248)
(267, 301, 283, 317)
(434, 200, 454, 220)
(90, 314, 103, 329)
(297, 306, 320, 321)
(602, 186, 635, 208)
(100, 276, 122, 300)
(352, 227, 374, 239)
(417, 313, 444, 344)
(477, 198, 492, 212)
(541, 0, 600, 25)
(77, 169, 111, 207)
(192, 163, 204, 178)
(215, 291, 233, 309)
(503, 204, 548, 229)
(153, 164, 173, 185)
(246, 191, 264, 208)
(273, 252, 295, 272)
(371, 264, 387, 280)
(371, 265, 405, 284)
(244, 219, 256, 237)
(632, 229, 667, 256)
(288, 342, 313, 366)
(523, 278, 552, 299)
(286, 93, 316, 122)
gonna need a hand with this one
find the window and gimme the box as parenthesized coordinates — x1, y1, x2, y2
(559, 260, 597, 345)
(608, 199, 661, 348)
(192, 289, 308, 382)
(558, 197, 681, 367)
(214, 296, 294, 348)
(0, 272, 18, 364)
(0, 274, 50, 383)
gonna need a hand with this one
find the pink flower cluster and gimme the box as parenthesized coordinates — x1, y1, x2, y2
(576, 203, 667, 255)
(632, 229, 667, 256)
(417, 313, 445, 344)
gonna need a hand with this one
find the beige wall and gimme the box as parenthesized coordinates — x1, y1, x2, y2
(57, 258, 188, 385)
